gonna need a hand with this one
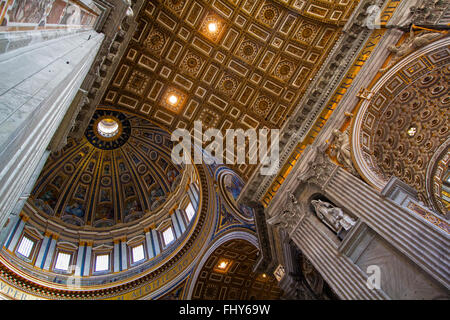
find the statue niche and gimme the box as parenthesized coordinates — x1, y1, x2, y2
(311, 198, 357, 240)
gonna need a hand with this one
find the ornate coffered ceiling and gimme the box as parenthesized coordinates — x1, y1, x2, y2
(191, 239, 282, 299)
(99, 0, 359, 179)
(353, 43, 450, 217)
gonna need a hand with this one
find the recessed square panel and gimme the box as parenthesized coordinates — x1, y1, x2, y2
(161, 87, 187, 114)
(199, 12, 226, 43)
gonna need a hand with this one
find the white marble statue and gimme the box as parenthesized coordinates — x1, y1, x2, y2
(311, 199, 356, 233)
(331, 129, 355, 174)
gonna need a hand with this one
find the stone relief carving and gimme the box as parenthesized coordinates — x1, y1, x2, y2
(407, 0, 450, 26)
(330, 129, 359, 176)
(380, 28, 444, 72)
(267, 192, 306, 231)
(296, 146, 339, 188)
(311, 199, 356, 234)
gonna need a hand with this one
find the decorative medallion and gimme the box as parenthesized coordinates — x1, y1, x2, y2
(180, 51, 204, 77)
(296, 23, 319, 44)
(237, 40, 259, 64)
(144, 27, 167, 53)
(126, 70, 149, 95)
(274, 60, 295, 81)
(253, 95, 274, 118)
(218, 74, 239, 96)
(164, 0, 186, 14)
(257, 4, 280, 27)
(198, 108, 220, 129)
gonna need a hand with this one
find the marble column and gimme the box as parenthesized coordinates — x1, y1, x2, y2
(267, 148, 449, 299)
(0, 30, 104, 235)
(34, 233, 51, 269)
(175, 209, 187, 233)
(4, 215, 26, 252)
(170, 212, 182, 239)
(323, 166, 449, 290)
(0, 150, 50, 248)
(120, 238, 128, 270)
(43, 235, 58, 271)
(74, 241, 86, 277)
(144, 229, 154, 260)
(82, 242, 92, 276)
(187, 184, 199, 208)
(151, 229, 161, 257)
(113, 240, 121, 273)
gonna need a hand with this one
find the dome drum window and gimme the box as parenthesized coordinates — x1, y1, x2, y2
(54, 251, 72, 272)
(185, 202, 196, 222)
(131, 244, 145, 264)
(16, 235, 36, 259)
(94, 254, 110, 272)
(162, 227, 175, 247)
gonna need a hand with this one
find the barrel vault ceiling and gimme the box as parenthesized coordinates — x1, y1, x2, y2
(100, 0, 359, 179)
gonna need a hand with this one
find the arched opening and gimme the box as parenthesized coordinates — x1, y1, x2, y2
(191, 239, 282, 300)
(308, 193, 357, 241)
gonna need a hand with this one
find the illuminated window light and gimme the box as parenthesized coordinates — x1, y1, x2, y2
(17, 236, 35, 258)
(407, 126, 417, 137)
(208, 22, 218, 33)
(168, 94, 179, 106)
(217, 260, 228, 269)
(132, 244, 145, 263)
(163, 227, 175, 246)
(95, 254, 110, 272)
(97, 118, 119, 138)
(185, 202, 196, 221)
(55, 252, 71, 271)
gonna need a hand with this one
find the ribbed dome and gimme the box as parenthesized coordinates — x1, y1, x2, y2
(30, 110, 183, 228)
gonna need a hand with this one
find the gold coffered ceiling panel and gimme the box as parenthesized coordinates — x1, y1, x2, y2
(101, 0, 358, 179)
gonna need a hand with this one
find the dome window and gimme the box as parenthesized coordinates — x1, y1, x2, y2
(16, 236, 35, 258)
(54, 252, 71, 271)
(95, 254, 110, 272)
(162, 227, 175, 247)
(97, 118, 119, 138)
(131, 244, 145, 264)
(185, 202, 196, 221)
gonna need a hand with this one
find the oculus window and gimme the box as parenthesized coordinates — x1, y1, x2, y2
(97, 118, 119, 138)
